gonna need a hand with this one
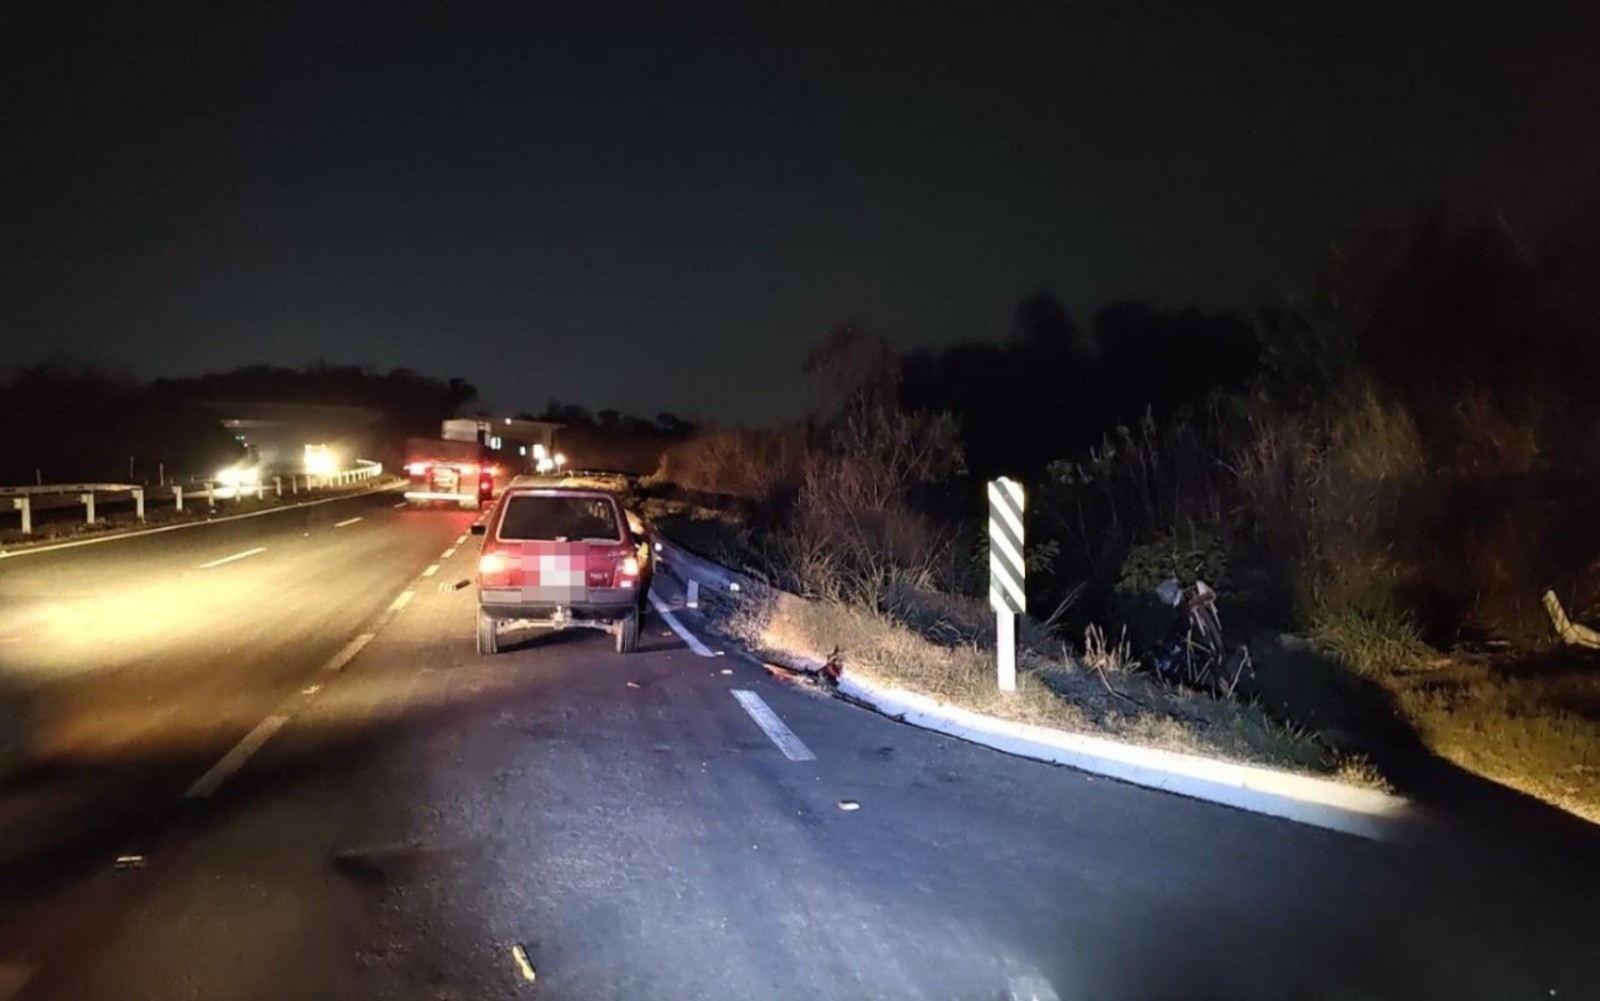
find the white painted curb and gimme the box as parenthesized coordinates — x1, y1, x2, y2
(649, 533, 1414, 841)
(837, 673, 1412, 841)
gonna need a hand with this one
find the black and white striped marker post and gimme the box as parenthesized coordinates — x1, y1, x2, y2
(988, 476, 1025, 692)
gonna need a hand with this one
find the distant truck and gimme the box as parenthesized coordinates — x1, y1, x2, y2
(403, 436, 494, 509)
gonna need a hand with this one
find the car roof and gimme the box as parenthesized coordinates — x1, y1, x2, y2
(501, 479, 618, 500)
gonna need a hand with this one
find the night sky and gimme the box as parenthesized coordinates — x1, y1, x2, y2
(4, 2, 1598, 423)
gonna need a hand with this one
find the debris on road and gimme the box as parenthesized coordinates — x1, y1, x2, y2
(837, 800, 860, 812)
(440, 579, 471, 592)
(719, 668, 732, 675)
(113, 853, 145, 870)
(821, 646, 844, 685)
(510, 943, 537, 983)
(626, 681, 641, 689)
(301, 684, 321, 696)
(763, 655, 841, 692)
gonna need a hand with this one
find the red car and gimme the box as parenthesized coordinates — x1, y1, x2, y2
(470, 482, 653, 655)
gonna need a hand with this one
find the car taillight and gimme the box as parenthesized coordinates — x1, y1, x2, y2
(615, 553, 640, 588)
(478, 549, 512, 586)
(407, 461, 430, 476)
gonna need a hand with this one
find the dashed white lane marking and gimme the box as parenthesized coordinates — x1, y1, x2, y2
(388, 590, 416, 612)
(731, 690, 817, 762)
(322, 632, 375, 673)
(422, 563, 440, 577)
(441, 547, 456, 558)
(198, 546, 267, 569)
(648, 592, 713, 657)
(334, 516, 363, 528)
(393, 501, 406, 508)
(184, 714, 290, 799)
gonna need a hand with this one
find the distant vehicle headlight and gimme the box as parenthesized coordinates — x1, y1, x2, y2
(216, 464, 259, 487)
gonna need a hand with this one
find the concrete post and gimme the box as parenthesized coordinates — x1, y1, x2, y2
(255, 481, 264, 501)
(13, 498, 30, 535)
(996, 611, 1017, 693)
(292, 475, 299, 495)
(134, 487, 145, 522)
(174, 486, 184, 512)
(274, 476, 282, 498)
(80, 492, 96, 525)
(207, 483, 216, 509)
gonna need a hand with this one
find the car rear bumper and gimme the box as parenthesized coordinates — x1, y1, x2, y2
(405, 490, 480, 504)
(479, 586, 639, 622)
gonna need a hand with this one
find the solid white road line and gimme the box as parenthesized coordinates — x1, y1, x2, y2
(422, 563, 440, 577)
(322, 632, 376, 673)
(731, 690, 817, 762)
(197, 546, 267, 569)
(648, 592, 713, 656)
(388, 590, 416, 612)
(334, 516, 363, 528)
(184, 714, 290, 799)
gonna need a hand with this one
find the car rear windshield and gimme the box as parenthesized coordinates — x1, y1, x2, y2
(497, 494, 621, 542)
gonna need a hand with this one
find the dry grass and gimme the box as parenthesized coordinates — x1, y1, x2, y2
(729, 588, 1336, 776)
(1375, 651, 1600, 824)
(1259, 627, 1600, 823)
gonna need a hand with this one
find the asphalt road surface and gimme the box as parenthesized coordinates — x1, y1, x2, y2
(0, 491, 1595, 1000)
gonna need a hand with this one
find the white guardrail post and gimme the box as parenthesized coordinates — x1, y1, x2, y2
(134, 487, 145, 522)
(80, 491, 96, 525)
(174, 485, 184, 512)
(207, 483, 216, 509)
(12, 498, 29, 535)
(274, 476, 282, 498)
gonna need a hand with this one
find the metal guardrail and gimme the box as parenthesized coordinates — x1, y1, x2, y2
(2, 460, 385, 535)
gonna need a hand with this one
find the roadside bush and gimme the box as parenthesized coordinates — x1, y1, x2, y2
(651, 425, 808, 501)
(774, 406, 967, 607)
(1310, 604, 1429, 676)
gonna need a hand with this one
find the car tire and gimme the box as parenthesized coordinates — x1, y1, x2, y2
(615, 609, 639, 654)
(476, 608, 499, 655)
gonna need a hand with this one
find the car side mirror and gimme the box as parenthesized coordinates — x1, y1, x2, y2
(469, 523, 486, 535)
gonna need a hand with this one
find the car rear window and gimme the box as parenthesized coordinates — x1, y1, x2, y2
(497, 494, 621, 542)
